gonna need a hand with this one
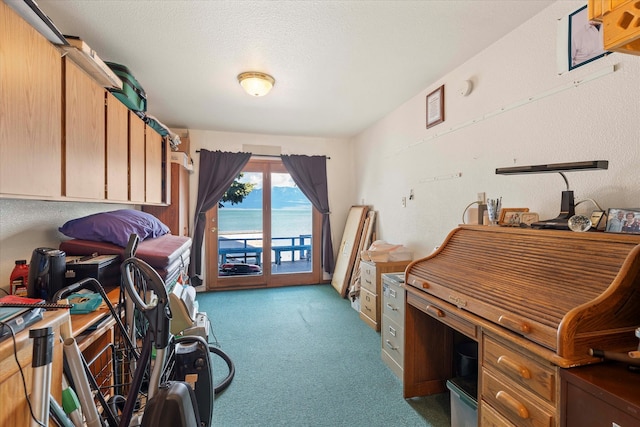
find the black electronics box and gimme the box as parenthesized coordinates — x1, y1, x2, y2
(65, 254, 120, 287)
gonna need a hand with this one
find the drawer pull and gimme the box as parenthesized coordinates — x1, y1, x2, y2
(385, 339, 398, 350)
(364, 279, 373, 285)
(386, 303, 398, 311)
(425, 305, 444, 318)
(497, 355, 532, 379)
(409, 278, 429, 289)
(498, 315, 531, 334)
(495, 390, 529, 419)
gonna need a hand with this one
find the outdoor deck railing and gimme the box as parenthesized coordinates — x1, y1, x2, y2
(218, 234, 311, 266)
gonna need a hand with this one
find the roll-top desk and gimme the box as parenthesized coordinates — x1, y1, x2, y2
(403, 226, 640, 427)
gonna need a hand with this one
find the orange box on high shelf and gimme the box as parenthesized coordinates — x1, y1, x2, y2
(587, 0, 627, 21)
(600, 0, 640, 55)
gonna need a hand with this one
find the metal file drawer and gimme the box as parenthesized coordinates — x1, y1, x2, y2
(382, 273, 405, 326)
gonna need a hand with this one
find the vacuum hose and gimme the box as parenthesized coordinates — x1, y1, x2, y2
(210, 345, 235, 394)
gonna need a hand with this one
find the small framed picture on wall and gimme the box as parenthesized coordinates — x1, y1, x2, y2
(426, 85, 445, 128)
(568, 5, 609, 71)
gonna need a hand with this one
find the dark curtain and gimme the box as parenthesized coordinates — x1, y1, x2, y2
(281, 155, 335, 274)
(190, 149, 251, 284)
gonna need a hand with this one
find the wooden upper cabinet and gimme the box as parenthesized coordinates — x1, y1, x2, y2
(129, 112, 146, 203)
(106, 93, 129, 201)
(145, 127, 164, 204)
(143, 160, 190, 236)
(0, 2, 62, 197)
(64, 59, 106, 199)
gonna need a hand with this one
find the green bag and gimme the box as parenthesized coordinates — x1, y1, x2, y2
(144, 114, 170, 137)
(105, 61, 147, 112)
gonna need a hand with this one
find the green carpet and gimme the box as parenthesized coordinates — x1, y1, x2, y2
(196, 284, 450, 427)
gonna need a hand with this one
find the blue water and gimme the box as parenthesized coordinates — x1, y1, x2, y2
(218, 208, 312, 238)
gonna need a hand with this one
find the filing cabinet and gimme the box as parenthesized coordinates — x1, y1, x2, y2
(359, 260, 410, 331)
(381, 272, 406, 380)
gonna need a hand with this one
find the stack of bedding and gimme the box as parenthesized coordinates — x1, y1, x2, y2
(58, 209, 191, 286)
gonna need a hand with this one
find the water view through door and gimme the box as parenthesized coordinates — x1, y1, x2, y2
(206, 159, 321, 290)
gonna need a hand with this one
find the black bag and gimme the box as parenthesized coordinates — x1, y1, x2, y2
(172, 336, 214, 426)
(141, 381, 202, 427)
(105, 61, 147, 112)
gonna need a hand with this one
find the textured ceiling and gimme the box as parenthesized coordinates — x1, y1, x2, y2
(36, 0, 554, 138)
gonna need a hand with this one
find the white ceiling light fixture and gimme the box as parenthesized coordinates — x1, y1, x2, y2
(238, 72, 275, 97)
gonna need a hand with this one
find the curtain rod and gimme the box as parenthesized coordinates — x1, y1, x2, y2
(195, 150, 330, 159)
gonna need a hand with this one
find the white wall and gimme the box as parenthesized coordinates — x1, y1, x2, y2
(352, 0, 640, 259)
(0, 200, 131, 293)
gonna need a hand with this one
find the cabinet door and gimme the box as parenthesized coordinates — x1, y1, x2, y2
(0, 2, 62, 197)
(143, 162, 190, 235)
(129, 112, 146, 203)
(65, 60, 106, 199)
(145, 127, 163, 204)
(106, 93, 129, 201)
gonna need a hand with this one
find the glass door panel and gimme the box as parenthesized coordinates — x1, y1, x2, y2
(206, 158, 322, 290)
(271, 172, 312, 275)
(217, 171, 264, 277)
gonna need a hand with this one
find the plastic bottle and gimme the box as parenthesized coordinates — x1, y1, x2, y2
(10, 259, 29, 296)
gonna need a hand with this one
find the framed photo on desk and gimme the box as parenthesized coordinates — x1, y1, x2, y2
(605, 208, 640, 234)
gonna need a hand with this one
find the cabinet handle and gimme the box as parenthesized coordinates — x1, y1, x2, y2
(365, 279, 373, 285)
(425, 305, 444, 318)
(386, 303, 398, 311)
(409, 278, 429, 289)
(497, 355, 532, 379)
(385, 340, 398, 350)
(498, 315, 531, 334)
(495, 390, 529, 419)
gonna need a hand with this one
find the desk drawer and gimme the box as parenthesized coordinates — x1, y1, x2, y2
(480, 400, 516, 427)
(484, 335, 556, 404)
(407, 290, 477, 339)
(482, 369, 554, 427)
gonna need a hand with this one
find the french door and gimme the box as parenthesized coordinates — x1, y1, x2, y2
(205, 158, 322, 290)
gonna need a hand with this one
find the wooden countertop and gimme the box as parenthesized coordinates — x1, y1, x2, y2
(69, 286, 121, 351)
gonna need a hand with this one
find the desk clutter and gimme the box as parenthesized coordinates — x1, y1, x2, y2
(1, 235, 231, 426)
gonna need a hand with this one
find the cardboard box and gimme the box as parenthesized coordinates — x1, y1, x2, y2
(60, 37, 123, 89)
